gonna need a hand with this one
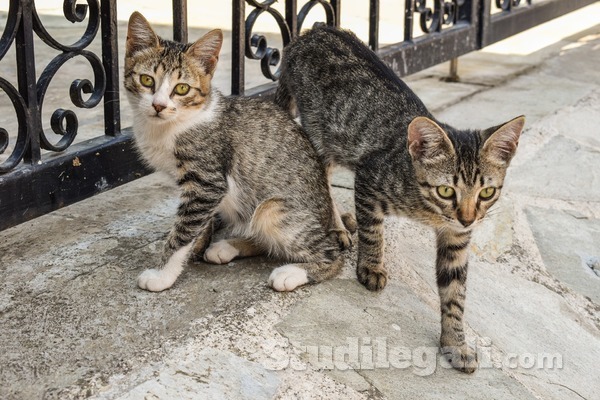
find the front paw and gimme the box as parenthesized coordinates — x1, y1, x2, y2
(341, 212, 357, 233)
(357, 263, 388, 291)
(332, 228, 353, 251)
(137, 269, 175, 292)
(441, 344, 479, 374)
(203, 240, 239, 264)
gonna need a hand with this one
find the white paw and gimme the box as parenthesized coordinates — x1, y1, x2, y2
(268, 264, 309, 292)
(203, 240, 239, 264)
(137, 268, 175, 292)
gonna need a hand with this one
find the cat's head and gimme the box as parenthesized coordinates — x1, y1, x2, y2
(407, 115, 525, 230)
(124, 12, 222, 125)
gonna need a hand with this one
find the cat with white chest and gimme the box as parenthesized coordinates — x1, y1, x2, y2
(124, 12, 354, 293)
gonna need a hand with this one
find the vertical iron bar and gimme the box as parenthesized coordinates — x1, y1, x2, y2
(479, 0, 492, 48)
(15, 0, 40, 164)
(173, 0, 188, 43)
(231, 0, 245, 95)
(101, 0, 120, 136)
(404, 0, 414, 41)
(368, 0, 379, 50)
(286, 0, 298, 37)
(330, 0, 341, 27)
(447, 57, 459, 81)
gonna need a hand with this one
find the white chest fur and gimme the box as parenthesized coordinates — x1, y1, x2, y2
(133, 123, 180, 178)
(132, 94, 221, 179)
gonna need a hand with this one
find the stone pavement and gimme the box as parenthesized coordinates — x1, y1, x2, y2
(1, 4, 600, 400)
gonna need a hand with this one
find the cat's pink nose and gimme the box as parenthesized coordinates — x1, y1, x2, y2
(457, 215, 475, 227)
(152, 103, 166, 113)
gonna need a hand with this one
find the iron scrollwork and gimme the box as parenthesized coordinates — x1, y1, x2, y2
(244, 0, 336, 82)
(37, 50, 106, 152)
(0, 0, 25, 172)
(0, 0, 106, 173)
(415, 0, 458, 33)
(33, 0, 99, 51)
(495, 0, 532, 11)
(0, 77, 30, 173)
(297, 0, 335, 32)
(245, 0, 291, 81)
(33, 0, 104, 152)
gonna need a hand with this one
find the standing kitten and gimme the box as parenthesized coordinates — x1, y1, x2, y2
(124, 13, 353, 293)
(276, 25, 525, 373)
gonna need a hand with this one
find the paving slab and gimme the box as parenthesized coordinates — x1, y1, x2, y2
(508, 135, 600, 202)
(525, 207, 600, 304)
(436, 24, 600, 128)
(277, 279, 537, 400)
(0, 173, 281, 400)
(467, 261, 600, 400)
(116, 348, 280, 400)
(437, 71, 594, 129)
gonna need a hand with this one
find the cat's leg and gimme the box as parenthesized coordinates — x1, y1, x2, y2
(354, 179, 388, 291)
(436, 228, 478, 373)
(203, 238, 264, 264)
(138, 181, 226, 292)
(250, 197, 345, 291)
(138, 223, 212, 292)
(190, 218, 215, 261)
(326, 163, 354, 250)
(268, 230, 344, 291)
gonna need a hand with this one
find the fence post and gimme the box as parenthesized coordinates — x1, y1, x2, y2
(232, 0, 245, 95)
(173, 0, 188, 43)
(15, 0, 40, 164)
(101, 0, 120, 136)
(369, 0, 379, 50)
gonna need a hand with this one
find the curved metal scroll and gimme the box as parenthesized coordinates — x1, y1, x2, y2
(244, 0, 337, 82)
(0, 0, 106, 173)
(495, 0, 526, 11)
(0, 0, 22, 60)
(245, 0, 291, 81)
(297, 0, 336, 32)
(32, 0, 100, 52)
(0, 77, 30, 173)
(36, 50, 106, 152)
(415, 0, 458, 33)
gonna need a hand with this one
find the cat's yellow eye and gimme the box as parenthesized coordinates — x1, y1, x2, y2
(436, 185, 455, 199)
(479, 187, 496, 200)
(174, 83, 190, 95)
(139, 74, 154, 88)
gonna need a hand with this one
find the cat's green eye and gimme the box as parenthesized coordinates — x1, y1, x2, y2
(436, 185, 455, 199)
(139, 74, 154, 88)
(479, 187, 496, 200)
(174, 83, 190, 96)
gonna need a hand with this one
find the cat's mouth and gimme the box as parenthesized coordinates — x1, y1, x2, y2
(441, 215, 479, 231)
(149, 111, 168, 121)
(452, 218, 480, 231)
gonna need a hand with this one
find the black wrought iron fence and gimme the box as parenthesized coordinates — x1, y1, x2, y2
(0, 0, 596, 231)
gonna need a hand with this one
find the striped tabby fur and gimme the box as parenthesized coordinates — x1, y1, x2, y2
(124, 13, 353, 293)
(276, 25, 525, 373)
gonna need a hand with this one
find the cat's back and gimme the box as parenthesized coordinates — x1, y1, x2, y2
(192, 95, 327, 194)
(219, 96, 317, 157)
(279, 26, 431, 168)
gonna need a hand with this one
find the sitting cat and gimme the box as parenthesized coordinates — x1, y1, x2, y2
(124, 12, 353, 293)
(275, 25, 525, 373)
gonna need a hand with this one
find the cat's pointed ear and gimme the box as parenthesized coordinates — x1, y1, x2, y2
(126, 12, 159, 57)
(187, 29, 223, 76)
(481, 115, 525, 166)
(407, 117, 455, 164)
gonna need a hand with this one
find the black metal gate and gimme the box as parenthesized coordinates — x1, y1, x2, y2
(0, 0, 597, 231)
